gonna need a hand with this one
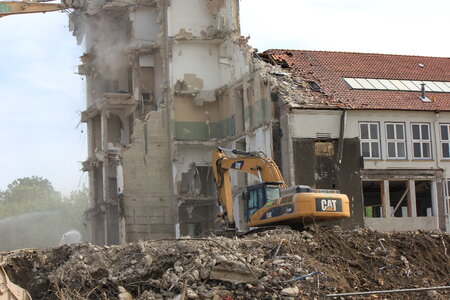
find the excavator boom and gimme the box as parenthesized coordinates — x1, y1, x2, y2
(212, 148, 287, 227)
(0, 1, 64, 18)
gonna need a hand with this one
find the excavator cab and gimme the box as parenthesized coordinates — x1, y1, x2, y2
(244, 182, 282, 221)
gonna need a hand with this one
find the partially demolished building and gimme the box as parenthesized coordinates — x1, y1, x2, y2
(70, 0, 277, 244)
(69, 0, 449, 245)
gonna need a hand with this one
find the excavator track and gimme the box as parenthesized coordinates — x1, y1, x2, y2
(201, 225, 304, 238)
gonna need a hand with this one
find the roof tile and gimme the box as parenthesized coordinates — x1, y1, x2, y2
(264, 49, 450, 111)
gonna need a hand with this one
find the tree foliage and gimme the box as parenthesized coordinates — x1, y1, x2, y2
(0, 177, 89, 251)
(0, 176, 62, 218)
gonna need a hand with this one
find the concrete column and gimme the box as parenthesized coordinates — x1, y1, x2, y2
(431, 181, 438, 217)
(280, 113, 295, 187)
(87, 119, 96, 208)
(100, 110, 109, 203)
(242, 80, 249, 131)
(101, 110, 109, 244)
(86, 119, 97, 243)
(409, 180, 417, 217)
(382, 180, 390, 218)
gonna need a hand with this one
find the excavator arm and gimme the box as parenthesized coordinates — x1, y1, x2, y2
(212, 148, 287, 228)
(0, 1, 64, 18)
(0, 266, 31, 300)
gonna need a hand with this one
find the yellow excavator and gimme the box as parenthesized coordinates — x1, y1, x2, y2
(212, 148, 351, 230)
(0, 264, 31, 300)
(0, 0, 65, 18)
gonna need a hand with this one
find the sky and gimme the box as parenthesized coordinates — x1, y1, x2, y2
(0, 0, 449, 194)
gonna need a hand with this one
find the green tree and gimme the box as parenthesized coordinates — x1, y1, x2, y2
(0, 176, 61, 218)
(0, 177, 89, 251)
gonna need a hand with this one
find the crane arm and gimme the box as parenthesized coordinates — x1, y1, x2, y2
(0, 1, 65, 18)
(212, 148, 287, 228)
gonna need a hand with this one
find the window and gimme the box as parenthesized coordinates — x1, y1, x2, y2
(246, 186, 265, 218)
(343, 78, 450, 93)
(440, 124, 450, 159)
(359, 122, 381, 159)
(411, 123, 432, 159)
(363, 181, 383, 218)
(415, 181, 433, 217)
(385, 123, 406, 159)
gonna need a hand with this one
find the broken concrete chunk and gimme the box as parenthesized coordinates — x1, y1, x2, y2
(191, 269, 200, 281)
(194, 90, 217, 105)
(118, 286, 133, 300)
(186, 288, 199, 299)
(209, 260, 259, 284)
(280, 285, 299, 297)
(175, 28, 194, 40)
(200, 267, 210, 279)
(272, 259, 285, 265)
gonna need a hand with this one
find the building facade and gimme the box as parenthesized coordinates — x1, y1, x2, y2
(264, 50, 450, 232)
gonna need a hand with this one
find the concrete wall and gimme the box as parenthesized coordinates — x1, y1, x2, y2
(365, 216, 438, 231)
(130, 8, 159, 46)
(291, 138, 365, 229)
(168, 0, 217, 37)
(122, 110, 175, 241)
(172, 42, 220, 91)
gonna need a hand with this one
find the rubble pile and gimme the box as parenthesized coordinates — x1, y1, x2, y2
(2, 227, 449, 299)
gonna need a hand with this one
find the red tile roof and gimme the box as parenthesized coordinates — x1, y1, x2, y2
(264, 49, 450, 111)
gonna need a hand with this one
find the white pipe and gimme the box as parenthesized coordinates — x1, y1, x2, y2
(434, 113, 449, 219)
(326, 286, 450, 298)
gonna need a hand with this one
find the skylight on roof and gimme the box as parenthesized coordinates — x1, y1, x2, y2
(343, 78, 450, 93)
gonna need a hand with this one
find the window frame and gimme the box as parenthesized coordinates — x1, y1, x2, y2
(410, 123, 432, 159)
(440, 124, 450, 160)
(385, 122, 407, 160)
(359, 122, 381, 159)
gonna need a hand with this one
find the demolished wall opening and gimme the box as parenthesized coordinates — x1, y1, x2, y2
(179, 200, 218, 237)
(94, 166, 104, 205)
(314, 140, 337, 189)
(92, 115, 102, 151)
(363, 181, 382, 218)
(107, 114, 123, 145)
(389, 181, 409, 217)
(415, 180, 433, 216)
(104, 79, 119, 93)
(139, 66, 157, 114)
(127, 113, 134, 139)
(180, 165, 215, 197)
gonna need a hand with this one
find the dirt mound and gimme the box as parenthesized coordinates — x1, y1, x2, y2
(1, 227, 449, 299)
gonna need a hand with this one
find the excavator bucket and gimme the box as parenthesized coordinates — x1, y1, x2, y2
(0, 267, 31, 300)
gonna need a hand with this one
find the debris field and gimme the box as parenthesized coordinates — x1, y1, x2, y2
(1, 227, 449, 299)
